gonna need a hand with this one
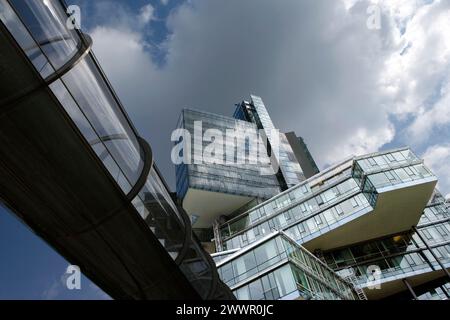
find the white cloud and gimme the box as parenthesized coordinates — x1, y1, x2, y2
(86, 0, 450, 196)
(376, 0, 450, 141)
(161, 0, 169, 6)
(41, 271, 69, 300)
(423, 144, 450, 199)
(408, 77, 450, 142)
(138, 3, 155, 25)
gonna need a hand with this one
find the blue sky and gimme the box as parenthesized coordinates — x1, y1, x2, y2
(1, 0, 450, 299)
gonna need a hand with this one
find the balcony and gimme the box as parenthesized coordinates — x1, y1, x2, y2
(215, 231, 359, 300)
(218, 148, 437, 253)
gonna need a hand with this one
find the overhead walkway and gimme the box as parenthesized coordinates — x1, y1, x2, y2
(0, 0, 233, 300)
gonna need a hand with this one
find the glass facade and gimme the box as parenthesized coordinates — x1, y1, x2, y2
(233, 96, 306, 189)
(417, 283, 450, 300)
(210, 147, 445, 300)
(216, 232, 358, 300)
(0, 0, 80, 78)
(175, 108, 281, 200)
(324, 192, 450, 290)
(217, 148, 436, 252)
(285, 133, 320, 179)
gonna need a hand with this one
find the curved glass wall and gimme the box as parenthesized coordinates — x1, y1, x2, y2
(0, 0, 226, 300)
(1, 0, 81, 78)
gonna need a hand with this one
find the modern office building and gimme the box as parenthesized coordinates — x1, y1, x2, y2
(0, 0, 234, 300)
(175, 108, 282, 229)
(175, 96, 316, 246)
(175, 99, 450, 300)
(215, 147, 450, 299)
(285, 133, 320, 179)
(212, 231, 361, 300)
(233, 96, 306, 189)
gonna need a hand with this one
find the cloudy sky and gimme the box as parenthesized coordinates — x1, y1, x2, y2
(1, 0, 449, 299)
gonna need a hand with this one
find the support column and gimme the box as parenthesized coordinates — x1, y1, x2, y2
(412, 226, 450, 281)
(403, 278, 418, 300)
(440, 285, 450, 299)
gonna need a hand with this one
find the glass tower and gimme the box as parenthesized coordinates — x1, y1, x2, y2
(233, 95, 306, 189)
(175, 96, 449, 300)
(175, 96, 310, 231)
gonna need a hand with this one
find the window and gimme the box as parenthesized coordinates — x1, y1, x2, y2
(314, 214, 324, 226)
(307, 198, 319, 211)
(421, 229, 433, 240)
(259, 223, 268, 235)
(404, 255, 416, 266)
(247, 229, 256, 242)
(235, 285, 250, 300)
(300, 203, 307, 213)
(249, 210, 260, 223)
(242, 232, 248, 243)
(404, 167, 417, 177)
(414, 164, 430, 177)
(298, 223, 306, 234)
(394, 168, 411, 182)
(316, 195, 324, 206)
(369, 172, 390, 187)
(336, 204, 344, 216)
(393, 152, 406, 162)
(221, 263, 234, 285)
(434, 247, 444, 259)
(350, 197, 359, 208)
(411, 253, 425, 265)
(332, 249, 354, 268)
(385, 171, 396, 181)
(386, 153, 396, 162)
(262, 273, 279, 300)
(273, 265, 296, 297)
(307, 219, 318, 233)
(268, 219, 276, 230)
(255, 240, 279, 268)
(240, 252, 257, 275)
(323, 209, 336, 224)
(259, 206, 266, 217)
(272, 201, 278, 210)
(368, 157, 377, 166)
(249, 280, 264, 300)
(436, 226, 448, 237)
(289, 192, 296, 201)
(373, 155, 387, 167)
(301, 184, 309, 194)
(284, 210, 292, 221)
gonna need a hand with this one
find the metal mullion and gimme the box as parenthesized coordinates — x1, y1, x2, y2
(55, 74, 135, 196)
(59, 0, 142, 142)
(5, 0, 57, 72)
